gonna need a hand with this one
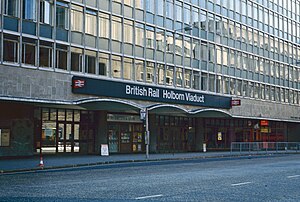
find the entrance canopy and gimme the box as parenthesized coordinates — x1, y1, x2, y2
(76, 98, 232, 118)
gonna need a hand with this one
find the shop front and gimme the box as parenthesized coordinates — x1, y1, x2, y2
(107, 113, 144, 153)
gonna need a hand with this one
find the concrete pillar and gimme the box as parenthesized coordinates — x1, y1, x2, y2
(95, 111, 107, 154)
(195, 118, 205, 151)
(149, 114, 157, 153)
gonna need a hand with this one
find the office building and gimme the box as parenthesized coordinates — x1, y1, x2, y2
(1, 0, 300, 157)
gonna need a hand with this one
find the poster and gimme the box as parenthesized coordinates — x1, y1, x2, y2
(101, 144, 109, 156)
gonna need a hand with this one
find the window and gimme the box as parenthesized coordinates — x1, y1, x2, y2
(39, 41, 53, 68)
(99, 13, 110, 39)
(56, 44, 68, 70)
(56, 1, 69, 29)
(112, 55, 122, 78)
(98, 53, 109, 76)
(166, 65, 174, 86)
(124, 20, 133, 44)
(124, 58, 133, 80)
(0, 129, 10, 147)
(156, 0, 164, 16)
(112, 16, 122, 42)
(71, 5, 83, 32)
(135, 60, 144, 82)
(85, 9, 97, 36)
(85, 51, 96, 74)
(22, 38, 36, 66)
(4, 0, 19, 17)
(71, 47, 83, 72)
(23, 0, 37, 20)
(3, 35, 19, 63)
(135, 23, 144, 47)
(40, 0, 52, 24)
(166, 0, 173, 19)
(146, 62, 155, 83)
(157, 63, 165, 85)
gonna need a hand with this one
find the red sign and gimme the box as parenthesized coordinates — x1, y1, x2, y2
(73, 79, 85, 88)
(231, 99, 241, 106)
(260, 120, 269, 126)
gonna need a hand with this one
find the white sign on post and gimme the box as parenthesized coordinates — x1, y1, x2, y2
(101, 144, 109, 156)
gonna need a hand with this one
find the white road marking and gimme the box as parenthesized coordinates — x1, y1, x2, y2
(135, 194, 163, 200)
(231, 182, 253, 186)
(287, 175, 300, 178)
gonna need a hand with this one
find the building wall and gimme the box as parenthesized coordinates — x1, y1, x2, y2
(0, 103, 34, 157)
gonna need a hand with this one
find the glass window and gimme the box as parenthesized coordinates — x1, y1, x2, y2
(4, 0, 19, 17)
(99, 53, 109, 76)
(185, 69, 192, 88)
(124, 20, 133, 44)
(23, 0, 37, 20)
(209, 74, 215, 92)
(71, 5, 83, 32)
(40, 0, 53, 25)
(85, 9, 97, 36)
(176, 67, 183, 87)
(146, 62, 155, 83)
(166, 65, 174, 86)
(146, 0, 154, 12)
(71, 47, 83, 72)
(3, 35, 19, 63)
(56, 1, 69, 29)
(146, 26, 155, 49)
(0, 129, 10, 147)
(175, 1, 182, 22)
(39, 41, 53, 68)
(124, 58, 133, 80)
(156, 0, 164, 16)
(99, 13, 110, 39)
(166, 0, 173, 19)
(22, 39, 36, 66)
(135, 23, 144, 47)
(157, 64, 165, 85)
(56, 44, 68, 70)
(85, 50, 96, 74)
(112, 16, 122, 42)
(135, 60, 144, 82)
(201, 73, 208, 91)
(112, 55, 122, 78)
(135, 0, 144, 9)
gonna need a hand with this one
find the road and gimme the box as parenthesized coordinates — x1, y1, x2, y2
(0, 155, 300, 201)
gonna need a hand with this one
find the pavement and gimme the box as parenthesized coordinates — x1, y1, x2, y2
(0, 151, 299, 174)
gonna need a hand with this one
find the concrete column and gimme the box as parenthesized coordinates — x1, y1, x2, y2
(195, 118, 204, 151)
(95, 111, 107, 154)
(149, 114, 157, 153)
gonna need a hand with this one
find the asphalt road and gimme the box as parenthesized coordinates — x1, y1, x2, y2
(0, 155, 300, 201)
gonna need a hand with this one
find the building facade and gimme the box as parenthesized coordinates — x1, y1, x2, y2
(1, 0, 300, 157)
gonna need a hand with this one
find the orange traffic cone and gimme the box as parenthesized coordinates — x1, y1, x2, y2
(39, 156, 44, 168)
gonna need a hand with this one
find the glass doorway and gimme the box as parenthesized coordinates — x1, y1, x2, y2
(58, 123, 79, 153)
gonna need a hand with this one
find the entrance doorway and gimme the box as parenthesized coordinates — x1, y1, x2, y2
(57, 122, 79, 153)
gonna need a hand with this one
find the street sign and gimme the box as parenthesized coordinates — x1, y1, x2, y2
(101, 144, 109, 156)
(140, 109, 146, 120)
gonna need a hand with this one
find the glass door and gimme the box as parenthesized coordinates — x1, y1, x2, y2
(58, 123, 78, 153)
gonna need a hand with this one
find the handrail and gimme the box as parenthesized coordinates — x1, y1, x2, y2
(230, 142, 300, 155)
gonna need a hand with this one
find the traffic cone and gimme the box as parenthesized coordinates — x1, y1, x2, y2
(39, 156, 44, 168)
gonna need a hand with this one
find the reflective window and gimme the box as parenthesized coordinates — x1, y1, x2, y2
(99, 53, 109, 76)
(56, 1, 69, 29)
(39, 41, 53, 68)
(71, 5, 83, 32)
(124, 58, 133, 80)
(3, 35, 19, 63)
(85, 9, 97, 36)
(4, 0, 19, 17)
(71, 47, 83, 72)
(40, 0, 53, 25)
(23, 0, 37, 20)
(22, 38, 36, 66)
